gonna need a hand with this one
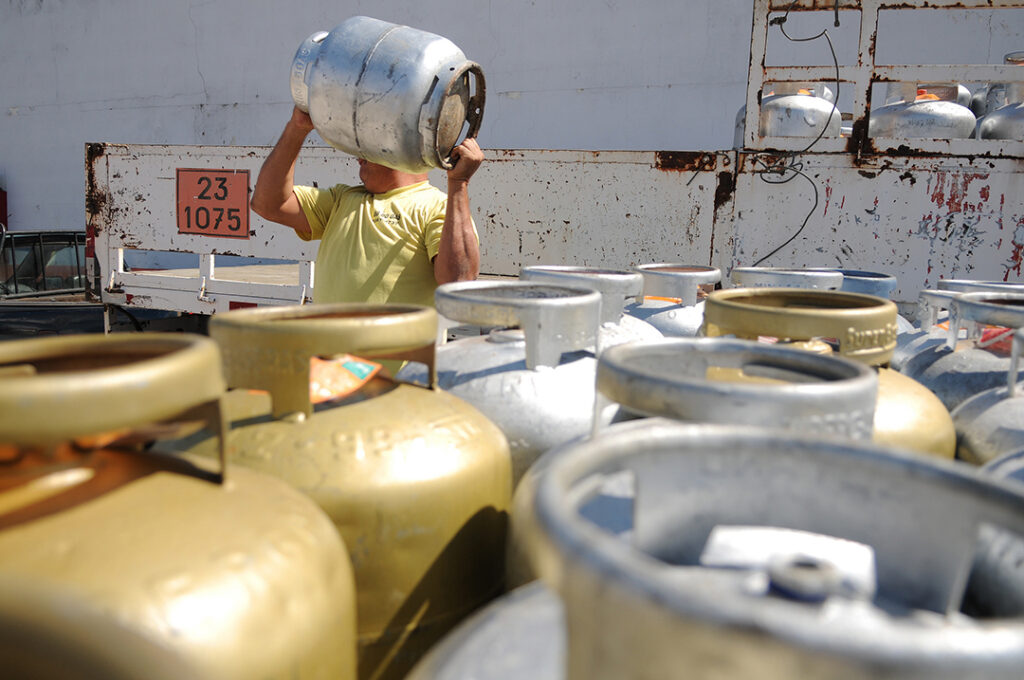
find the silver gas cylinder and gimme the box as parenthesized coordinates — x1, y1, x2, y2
(978, 51, 1024, 141)
(290, 16, 485, 173)
(952, 328, 1024, 465)
(395, 280, 606, 486)
(405, 581, 563, 680)
(733, 82, 840, 148)
(504, 336, 881, 587)
(524, 422, 1024, 679)
(519, 266, 664, 349)
(976, 82, 1009, 136)
(869, 82, 976, 139)
(623, 264, 721, 337)
(416, 423, 1024, 679)
(903, 291, 1024, 411)
(730, 266, 843, 289)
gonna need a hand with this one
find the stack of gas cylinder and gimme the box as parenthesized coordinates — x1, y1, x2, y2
(6, 266, 1024, 679)
(402, 264, 1024, 679)
(733, 51, 1024, 147)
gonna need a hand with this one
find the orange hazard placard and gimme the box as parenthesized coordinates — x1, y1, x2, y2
(176, 168, 250, 239)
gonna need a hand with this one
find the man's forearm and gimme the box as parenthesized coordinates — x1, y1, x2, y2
(250, 111, 314, 235)
(434, 180, 481, 284)
(251, 123, 305, 217)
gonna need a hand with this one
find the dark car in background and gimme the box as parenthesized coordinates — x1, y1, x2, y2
(0, 227, 200, 339)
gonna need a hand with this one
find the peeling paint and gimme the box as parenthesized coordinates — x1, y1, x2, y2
(655, 151, 716, 173)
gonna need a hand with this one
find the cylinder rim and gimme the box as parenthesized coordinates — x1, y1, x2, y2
(0, 333, 223, 445)
(703, 288, 899, 366)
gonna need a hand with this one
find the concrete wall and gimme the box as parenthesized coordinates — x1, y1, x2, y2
(1, 0, 1021, 230)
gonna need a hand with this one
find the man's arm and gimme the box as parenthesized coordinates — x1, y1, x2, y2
(250, 107, 315, 238)
(434, 138, 484, 284)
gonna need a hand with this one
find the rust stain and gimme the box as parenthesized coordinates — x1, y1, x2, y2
(714, 171, 736, 213)
(655, 151, 716, 172)
(85, 142, 108, 218)
(898, 171, 917, 186)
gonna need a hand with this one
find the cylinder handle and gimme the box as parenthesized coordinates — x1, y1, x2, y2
(946, 292, 1024, 351)
(635, 264, 721, 306)
(520, 266, 643, 325)
(1009, 329, 1024, 398)
(730, 267, 843, 290)
(210, 303, 439, 418)
(917, 289, 957, 330)
(595, 337, 878, 441)
(435, 280, 601, 370)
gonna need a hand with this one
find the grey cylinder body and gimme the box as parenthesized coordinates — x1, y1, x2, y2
(733, 84, 840, 148)
(978, 51, 1024, 140)
(406, 582, 563, 680)
(869, 84, 977, 139)
(952, 329, 1024, 465)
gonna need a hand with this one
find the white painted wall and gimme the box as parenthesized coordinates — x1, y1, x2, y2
(1, 0, 1021, 230)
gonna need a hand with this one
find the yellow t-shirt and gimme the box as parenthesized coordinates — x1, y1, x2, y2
(294, 181, 464, 306)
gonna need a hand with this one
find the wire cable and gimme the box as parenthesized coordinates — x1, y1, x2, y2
(752, 1, 841, 265)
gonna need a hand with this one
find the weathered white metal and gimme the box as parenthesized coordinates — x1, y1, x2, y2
(86, 146, 726, 313)
(718, 153, 1024, 301)
(87, 143, 1024, 314)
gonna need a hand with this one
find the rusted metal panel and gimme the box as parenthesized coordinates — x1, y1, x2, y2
(716, 152, 1024, 300)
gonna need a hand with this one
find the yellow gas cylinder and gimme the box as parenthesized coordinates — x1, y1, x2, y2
(159, 304, 513, 680)
(0, 334, 357, 680)
(702, 287, 956, 458)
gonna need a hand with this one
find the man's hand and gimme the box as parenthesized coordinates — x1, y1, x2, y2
(447, 138, 484, 185)
(289, 107, 316, 136)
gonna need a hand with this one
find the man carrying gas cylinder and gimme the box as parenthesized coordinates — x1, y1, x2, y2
(250, 106, 484, 307)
